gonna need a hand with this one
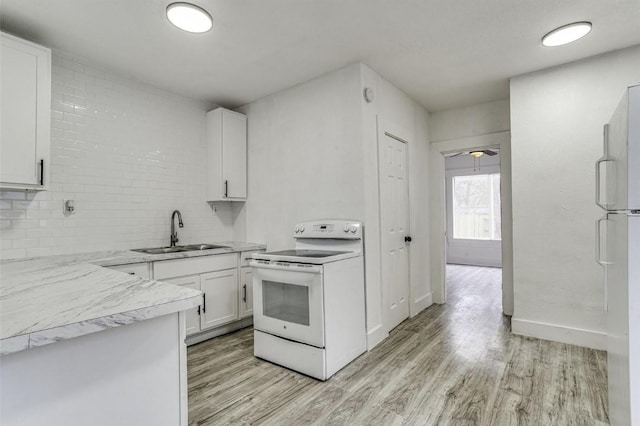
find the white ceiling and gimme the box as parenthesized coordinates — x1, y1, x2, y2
(2, 0, 639, 111)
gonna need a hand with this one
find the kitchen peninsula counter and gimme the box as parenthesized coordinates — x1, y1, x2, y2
(0, 241, 265, 356)
(0, 241, 264, 426)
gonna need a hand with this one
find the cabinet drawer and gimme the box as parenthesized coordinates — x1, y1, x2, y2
(106, 263, 150, 279)
(240, 250, 264, 267)
(154, 254, 237, 280)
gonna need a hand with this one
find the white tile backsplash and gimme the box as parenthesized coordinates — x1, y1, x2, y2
(0, 50, 232, 259)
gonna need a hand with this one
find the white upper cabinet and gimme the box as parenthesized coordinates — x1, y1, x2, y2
(206, 107, 247, 201)
(0, 32, 51, 190)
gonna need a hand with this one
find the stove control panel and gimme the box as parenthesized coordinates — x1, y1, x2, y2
(293, 220, 362, 239)
(314, 224, 333, 233)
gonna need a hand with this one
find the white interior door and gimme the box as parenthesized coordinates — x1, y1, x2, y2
(379, 128, 410, 332)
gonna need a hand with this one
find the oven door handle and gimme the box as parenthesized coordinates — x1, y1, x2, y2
(248, 260, 323, 274)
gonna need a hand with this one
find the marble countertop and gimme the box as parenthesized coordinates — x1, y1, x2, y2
(0, 241, 266, 356)
(78, 241, 266, 267)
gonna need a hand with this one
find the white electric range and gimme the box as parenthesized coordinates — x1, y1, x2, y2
(249, 220, 367, 381)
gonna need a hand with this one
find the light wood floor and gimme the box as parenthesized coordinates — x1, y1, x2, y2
(187, 265, 609, 425)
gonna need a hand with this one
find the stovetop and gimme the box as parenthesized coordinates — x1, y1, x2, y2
(262, 249, 351, 258)
(252, 248, 361, 265)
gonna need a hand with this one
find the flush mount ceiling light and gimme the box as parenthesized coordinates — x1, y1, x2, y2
(166, 2, 212, 33)
(469, 151, 484, 158)
(542, 21, 592, 47)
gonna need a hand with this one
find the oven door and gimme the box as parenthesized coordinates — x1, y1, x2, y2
(250, 260, 325, 348)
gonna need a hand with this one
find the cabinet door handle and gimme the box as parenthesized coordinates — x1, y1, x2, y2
(243, 284, 247, 302)
(39, 159, 44, 186)
(202, 293, 206, 314)
(224, 180, 228, 198)
(197, 305, 201, 316)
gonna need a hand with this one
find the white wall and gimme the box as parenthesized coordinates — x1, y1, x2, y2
(510, 45, 640, 350)
(445, 153, 502, 267)
(360, 64, 432, 349)
(0, 50, 231, 260)
(430, 99, 510, 142)
(238, 64, 364, 252)
(429, 99, 514, 315)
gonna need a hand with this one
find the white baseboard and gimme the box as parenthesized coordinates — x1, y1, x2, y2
(447, 260, 502, 268)
(411, 292, 433, 316)
(366, 324, 387, 351)
(511, 318, 606, 351)
(186, 317, 253, 346)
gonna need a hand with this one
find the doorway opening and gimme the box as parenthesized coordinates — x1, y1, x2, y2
(443, 148, 503, 311)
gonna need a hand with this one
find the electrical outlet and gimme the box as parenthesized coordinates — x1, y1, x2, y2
(64, 200, 75, 214)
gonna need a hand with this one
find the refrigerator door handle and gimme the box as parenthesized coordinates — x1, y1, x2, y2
(595, 124, 614, 210)
(595, 215, 612, 267)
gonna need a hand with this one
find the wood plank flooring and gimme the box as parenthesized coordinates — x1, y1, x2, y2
(187, 265, 609, 425)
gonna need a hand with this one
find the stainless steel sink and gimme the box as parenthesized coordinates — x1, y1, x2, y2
(180, 244, 229, 251)
(132, 244, 229, 255)
(131, 246, 189, 255)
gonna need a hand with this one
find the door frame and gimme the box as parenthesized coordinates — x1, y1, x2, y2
(430, 131, 514, 315)
(377, 117, 413, 333)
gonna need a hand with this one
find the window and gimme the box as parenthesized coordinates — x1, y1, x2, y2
(452, 173, 501, 240)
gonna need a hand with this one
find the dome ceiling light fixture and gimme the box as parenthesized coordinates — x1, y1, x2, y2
(469, 151, 484, 158)
(542, 21, 592, 47)
(166, 2, 213, 33)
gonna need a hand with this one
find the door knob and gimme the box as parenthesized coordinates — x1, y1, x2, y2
(405, 236, 412, 242)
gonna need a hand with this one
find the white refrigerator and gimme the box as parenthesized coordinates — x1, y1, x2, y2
(596, 84, 640, 426)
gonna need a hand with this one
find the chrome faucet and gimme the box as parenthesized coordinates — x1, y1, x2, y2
(170, 210, 184, 247)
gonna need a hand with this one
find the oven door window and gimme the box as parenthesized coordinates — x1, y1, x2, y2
(262, 280, 310, 326)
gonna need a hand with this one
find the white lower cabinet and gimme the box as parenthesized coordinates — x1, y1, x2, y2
(104, 250, 261, 342)
(164, 275, 202, 336)
(163, 270, 238, 336)
(153, 253, 241, 337)
(200, 269, 238, 329)
(239, 267, 253, 318)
